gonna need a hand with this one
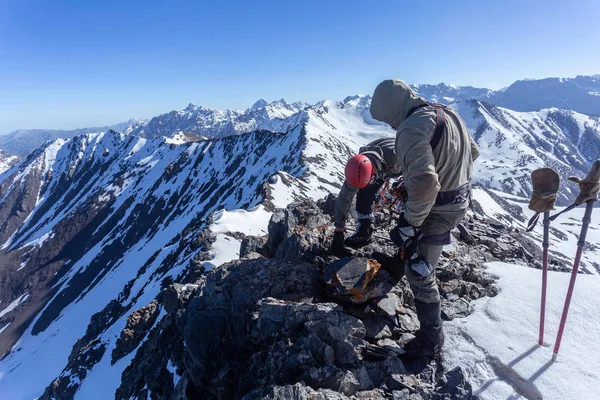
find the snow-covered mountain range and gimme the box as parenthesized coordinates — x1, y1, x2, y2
(411, 75, 600, 116)
(0, 119, 143, 157)
(1, 77, 600, 399)
(128, 100, 307, 140)
(2, 74, 598, 161)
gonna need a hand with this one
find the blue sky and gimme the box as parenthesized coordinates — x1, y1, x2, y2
(1, 0, 599, 133)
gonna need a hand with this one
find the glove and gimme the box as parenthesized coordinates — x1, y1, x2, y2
(390, 214, 432, 277)
(331, 230, 353, 257)
(389, 213, 422, 250)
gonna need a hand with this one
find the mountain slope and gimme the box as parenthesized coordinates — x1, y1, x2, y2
(453, 100, 600, 203)
(0, 127, 312, 391)
(0, 150, 21, 174)
(0, 119, 142, 157)
(0, 96, 400, 398)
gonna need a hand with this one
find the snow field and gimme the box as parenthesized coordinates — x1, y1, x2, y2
(445, 262, 600, 400)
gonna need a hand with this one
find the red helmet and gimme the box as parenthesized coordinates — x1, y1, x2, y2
(345, 154, 374, 188)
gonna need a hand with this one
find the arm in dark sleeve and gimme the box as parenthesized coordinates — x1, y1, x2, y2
(335, 180, 359, 229)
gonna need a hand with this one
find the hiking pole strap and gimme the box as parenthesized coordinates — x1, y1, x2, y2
(549, 202, 579, 222)
(526, 212, 541, 232)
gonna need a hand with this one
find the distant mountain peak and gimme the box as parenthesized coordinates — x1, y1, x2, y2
(184, 103, 200, 112)
(342, 94, 371, 108)
(251, 99, 269, 109)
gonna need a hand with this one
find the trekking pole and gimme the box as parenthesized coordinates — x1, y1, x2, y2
(539, 211, 550, 345)
(552, 199, 595, 361)
(551, 159, 600, 361)
(527, 168, 560, 346)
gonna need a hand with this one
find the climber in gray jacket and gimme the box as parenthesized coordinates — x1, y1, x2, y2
(333, 78, 480, 359)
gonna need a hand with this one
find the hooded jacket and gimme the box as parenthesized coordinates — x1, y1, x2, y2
(370, 79, 480, 227)
(334, 137, 400, 228)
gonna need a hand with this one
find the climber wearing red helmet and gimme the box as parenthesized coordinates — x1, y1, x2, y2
(344, 154, 375, 189)
(332, 137, 401, 255)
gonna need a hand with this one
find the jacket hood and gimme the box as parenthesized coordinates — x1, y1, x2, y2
(370, 79, 427, 130)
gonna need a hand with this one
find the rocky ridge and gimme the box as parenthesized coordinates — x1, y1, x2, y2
(42, 195, 543, 400)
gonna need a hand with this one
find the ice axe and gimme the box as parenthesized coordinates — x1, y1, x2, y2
(552, 159, 600, 361)
(526, 168, 560, 346)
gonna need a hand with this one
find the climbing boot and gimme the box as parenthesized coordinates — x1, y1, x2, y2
(404, 300, 444, 361)
(344, 218, 373, 248)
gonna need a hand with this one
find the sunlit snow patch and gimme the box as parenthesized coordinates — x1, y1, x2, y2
(204, 205, 272, 270)
(445, 262, 600, 400)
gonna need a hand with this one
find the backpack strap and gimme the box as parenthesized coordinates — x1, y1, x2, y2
(406, 103, 447, 151)
(430, 105, 447, 151)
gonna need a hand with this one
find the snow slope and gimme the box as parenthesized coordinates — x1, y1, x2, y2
(445, 262, 600, 400)
(0, 127, 310, 398)
(0, 150, 20, 174)
(472, 187, 600, 274)
(454, 100, 600, 204)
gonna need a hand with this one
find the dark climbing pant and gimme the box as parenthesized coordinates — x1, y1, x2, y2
(355, 177, 385, 220)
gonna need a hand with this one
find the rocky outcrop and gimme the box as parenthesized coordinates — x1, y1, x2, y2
(106, 198, 538, 399)
(112, 301, 161, 364)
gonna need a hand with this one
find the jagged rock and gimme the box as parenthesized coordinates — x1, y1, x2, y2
(457, 223, 476, 245)
(355, 390, 387, 399)
(180, 258, 325, 397)
(161, 283, 198, 315)
(394, 308, 420, 333)
(376, 338, 406, 356)
(188, 252, 208, 282)
(115, 315, 186, 400)
(388, 373, 423, 391)
(365, 357, 407, 386)
(275, 233, 317, 262)
(441, 297, 473, 320)
(374, 292, 403, 318)
(362, 314, 393, 340)
(392, 389, 411, 399)
(112, 300, 160, 364)
(266, 208, 295, 254)
(267, 201, 330, 261)
(241, 383, 353, 400)
(190, 229, 216, 252)
(239, 235, 268, 258)
(437, 261, 470, 281)
(433, 367, 473, 399)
